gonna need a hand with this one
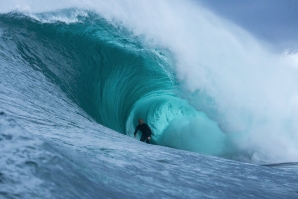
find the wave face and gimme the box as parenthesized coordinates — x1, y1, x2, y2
(1, 2, 298, 198)
(2, 0, 298, 162)
(0, 9, 228, 156)
(1, 0, 298, 162)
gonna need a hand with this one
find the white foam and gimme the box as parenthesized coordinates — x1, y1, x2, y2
(2, 0, 298, 162)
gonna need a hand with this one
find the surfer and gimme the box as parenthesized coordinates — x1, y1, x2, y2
(134, 118, 152, 143)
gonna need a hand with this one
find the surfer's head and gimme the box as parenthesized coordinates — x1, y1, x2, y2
(138, 118, 143, 125)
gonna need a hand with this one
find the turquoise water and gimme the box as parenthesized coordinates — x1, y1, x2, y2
(1, 7, 298, 199)
(0, 10, 228, 156)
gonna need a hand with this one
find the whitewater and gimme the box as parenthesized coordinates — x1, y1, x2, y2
(1, 0, 298, 198)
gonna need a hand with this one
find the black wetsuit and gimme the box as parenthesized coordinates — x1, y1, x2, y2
(134, 123, 152, 143)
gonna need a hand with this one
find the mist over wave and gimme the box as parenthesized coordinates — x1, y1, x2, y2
(2, 1, 298, 198)
(1, 0, 298, 163)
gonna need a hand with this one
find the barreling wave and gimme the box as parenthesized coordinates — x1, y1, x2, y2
(3, 5, 298, 162)
(0, 9, 227, 156)
(2, 3, 298, 198)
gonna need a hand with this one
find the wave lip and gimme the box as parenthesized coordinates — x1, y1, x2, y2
(2, 0, 298, 163)
(1, 5, 298, 199)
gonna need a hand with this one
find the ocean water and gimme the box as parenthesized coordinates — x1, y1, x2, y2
(1, 1, 298, 198)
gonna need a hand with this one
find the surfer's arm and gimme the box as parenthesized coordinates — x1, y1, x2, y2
(133, 126, 139, 136)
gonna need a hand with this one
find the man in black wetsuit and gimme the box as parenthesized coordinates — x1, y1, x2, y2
(134, 118, 152, 143)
